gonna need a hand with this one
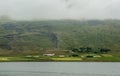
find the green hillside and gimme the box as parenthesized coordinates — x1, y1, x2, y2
(0, 20, 120, 55)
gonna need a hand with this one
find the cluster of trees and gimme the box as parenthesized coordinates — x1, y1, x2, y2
(71, 47, 111, 54)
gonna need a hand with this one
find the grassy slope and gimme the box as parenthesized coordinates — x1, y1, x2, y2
(0, 20, 120, 55)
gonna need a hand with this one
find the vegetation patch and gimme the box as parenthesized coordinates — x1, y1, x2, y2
(51, 57, 82, 61)
(101, 54, 113, 57)
(0, 57, 9, 61)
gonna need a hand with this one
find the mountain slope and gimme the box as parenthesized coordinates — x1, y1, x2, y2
(0, 20, 120, 54)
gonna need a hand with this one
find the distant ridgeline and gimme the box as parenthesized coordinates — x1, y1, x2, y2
(0, 20, 120, 54)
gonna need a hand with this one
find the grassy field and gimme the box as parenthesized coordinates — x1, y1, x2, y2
(0, 54, 120, 62)
(84, 57, 120, 62)
(51, 57, 82, 61)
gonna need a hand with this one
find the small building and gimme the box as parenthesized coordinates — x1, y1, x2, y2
(43, 50, 55, 56)
(43, 50, 67, 57)
(43, 53, 55, 56)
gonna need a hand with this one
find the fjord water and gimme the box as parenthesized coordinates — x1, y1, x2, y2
(0, 62, 120, 76)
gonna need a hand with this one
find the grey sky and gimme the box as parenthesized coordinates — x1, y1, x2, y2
(0, 0, 120, 20)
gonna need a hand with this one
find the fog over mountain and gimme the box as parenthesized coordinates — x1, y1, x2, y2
(0, 0, 120, 20)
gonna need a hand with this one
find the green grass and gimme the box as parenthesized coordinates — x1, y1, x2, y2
(51, 57, 82, 61)
(0, 54, 120, 62)
(0, 56, 37, 62)
(101, 54, 113, 57)
(84, 57, 120, 62)
(0, 53, 119, 62)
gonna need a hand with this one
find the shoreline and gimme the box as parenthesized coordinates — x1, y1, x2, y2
(0, 54, 120, 62)
(0, 59, 120, 62)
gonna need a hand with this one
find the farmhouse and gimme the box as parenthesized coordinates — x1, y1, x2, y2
(43, 50, 55, 56)
(43, 50, 67, 57)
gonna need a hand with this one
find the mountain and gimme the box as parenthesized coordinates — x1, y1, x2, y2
(0, 20, 120, 55)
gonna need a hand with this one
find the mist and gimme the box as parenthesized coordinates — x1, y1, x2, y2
(0, 0, 120, 20)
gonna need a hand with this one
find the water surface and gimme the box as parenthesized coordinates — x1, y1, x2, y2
(0, 62, 119, 76)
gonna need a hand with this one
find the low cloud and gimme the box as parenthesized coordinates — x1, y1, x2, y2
(0, 0, 120, 20)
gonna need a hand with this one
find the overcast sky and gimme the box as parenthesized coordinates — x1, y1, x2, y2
(0, 0, 120, 20)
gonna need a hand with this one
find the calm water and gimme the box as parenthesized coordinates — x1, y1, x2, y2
(0, 62, 120, 76)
